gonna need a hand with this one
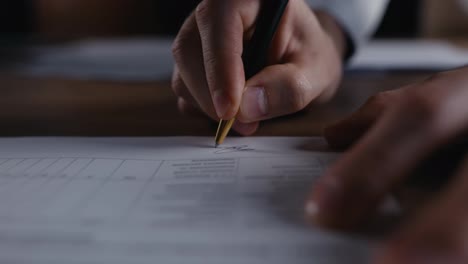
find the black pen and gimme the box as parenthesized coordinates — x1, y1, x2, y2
(215, 0, 290, 147)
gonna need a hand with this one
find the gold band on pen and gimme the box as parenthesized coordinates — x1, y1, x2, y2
(214, 118, 235, 147)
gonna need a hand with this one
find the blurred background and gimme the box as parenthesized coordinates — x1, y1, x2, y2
(1, 0, 467, 40)
(0, 0, 467, 136)
(0, 0, 467, 83)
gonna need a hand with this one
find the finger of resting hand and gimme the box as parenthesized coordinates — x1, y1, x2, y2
(195, 0, 261, 119)
(376, 156, 468, 264)
(307, 100, 448, 229)
(172, 14, 218, 121)
(325, 91, 400, 149)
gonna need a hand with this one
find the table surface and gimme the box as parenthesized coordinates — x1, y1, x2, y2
(0, 70, 437, 137)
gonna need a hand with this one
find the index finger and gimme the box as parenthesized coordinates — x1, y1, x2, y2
(195, 0, 261, 119)
(306, 99, 448, 229)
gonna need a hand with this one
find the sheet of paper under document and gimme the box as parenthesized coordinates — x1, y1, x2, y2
(0, 137, 377, 264)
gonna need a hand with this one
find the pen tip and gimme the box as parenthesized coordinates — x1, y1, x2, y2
(215, 143, 219, 148)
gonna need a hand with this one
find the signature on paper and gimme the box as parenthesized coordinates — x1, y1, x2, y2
(214, 145, 256, 154)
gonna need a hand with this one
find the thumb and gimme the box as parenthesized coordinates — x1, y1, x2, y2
(237, 63, 321, 123)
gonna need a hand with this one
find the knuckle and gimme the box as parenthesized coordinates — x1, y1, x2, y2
(395, 90, 448, 139)
(288, 88, 307, 113)
(400, 91, 440, 121)
(365, 91, 394, 109)
(424, 71, 449, 84)
(171, 37, 185, 64)
(285, 72, 310, 112)
(203, 52, 218, 71)
(171, 17, 198, 64)
(201, 53, 218, 89)
(195, 1, 211, 22)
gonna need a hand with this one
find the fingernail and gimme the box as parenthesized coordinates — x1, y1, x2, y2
(213, 90, 231, 119)
(305, 201, 319, 217)
(241, 87, 268, 120)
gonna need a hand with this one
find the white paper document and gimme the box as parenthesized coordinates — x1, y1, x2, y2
(350, 40, 468, 71)
(0, 137, 373, 264)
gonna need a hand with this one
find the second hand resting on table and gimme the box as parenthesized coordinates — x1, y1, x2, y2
(171, 0, 468, 263)
(309, 67, 468, 264)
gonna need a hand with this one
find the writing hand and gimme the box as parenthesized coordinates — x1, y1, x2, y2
(171, 0, 346, 135)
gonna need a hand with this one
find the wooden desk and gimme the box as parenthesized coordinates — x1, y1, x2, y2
(0, 71, 435, 137)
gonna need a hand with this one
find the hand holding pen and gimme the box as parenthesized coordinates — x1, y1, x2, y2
(171, 0, 348, 137)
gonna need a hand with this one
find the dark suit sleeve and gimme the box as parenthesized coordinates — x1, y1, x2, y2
(155, 0, 200, 35)
(0, 1, 35, 34)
